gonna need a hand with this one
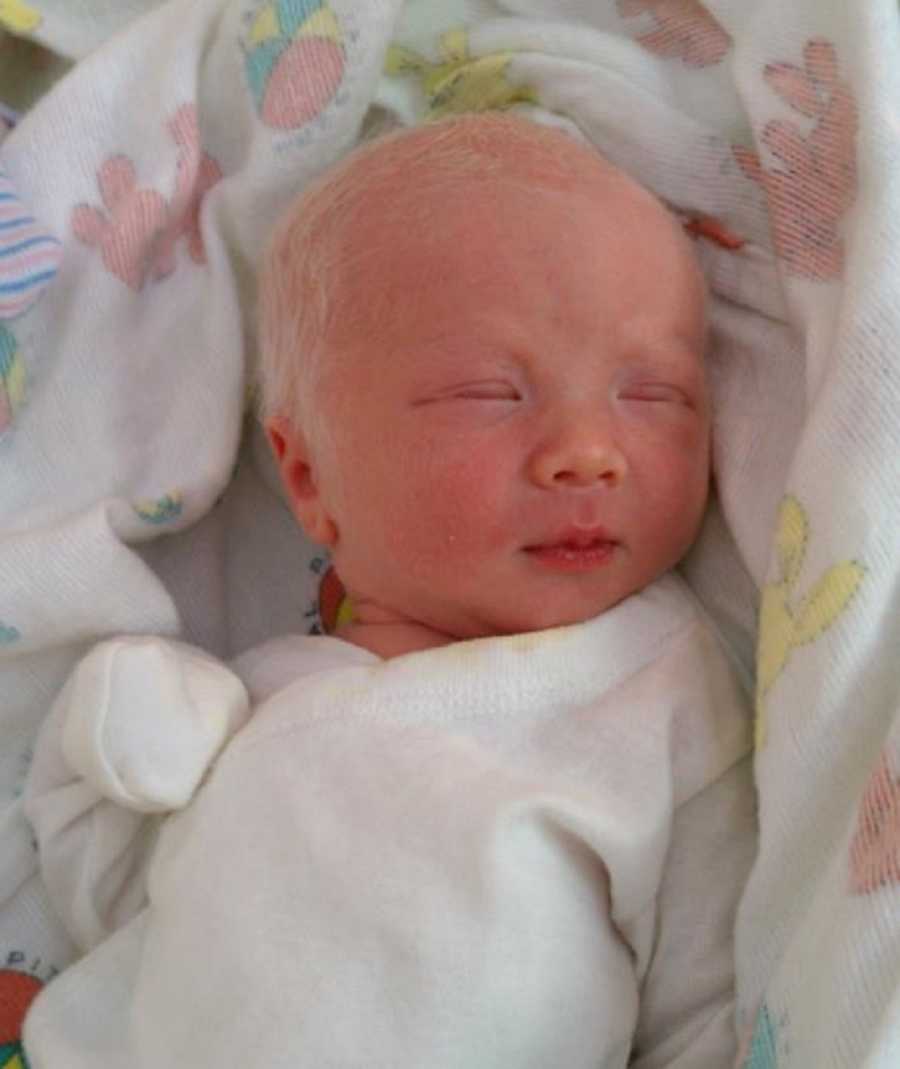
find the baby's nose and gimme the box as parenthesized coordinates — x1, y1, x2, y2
(530, 426, 627, 489)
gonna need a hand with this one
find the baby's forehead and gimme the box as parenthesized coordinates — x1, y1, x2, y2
(322, 125, 686, 270)
(331, 152, 689, 286)
(283, 116, 705, 356)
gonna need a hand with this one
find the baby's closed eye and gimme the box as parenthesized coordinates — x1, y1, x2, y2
(415, 380, 523, 404)
(451, 381, 522, 401)
(617, 382, 694, 405)
(615, 376, 696, 408)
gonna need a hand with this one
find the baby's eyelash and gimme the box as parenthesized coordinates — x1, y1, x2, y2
(451, 381, 521, 401)
(618, 383, 692, 404)
(413, 381, 522, 405)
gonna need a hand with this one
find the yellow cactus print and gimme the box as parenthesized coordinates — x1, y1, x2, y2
(755, 495, 864, 748)
(0, 0, 41, 35)
(385, 28, 538, 119)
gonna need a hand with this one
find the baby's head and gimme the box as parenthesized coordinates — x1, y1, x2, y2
(259, 113, 710, 643)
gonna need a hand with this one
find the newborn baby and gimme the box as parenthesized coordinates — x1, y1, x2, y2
(24, 114, 755, 1069)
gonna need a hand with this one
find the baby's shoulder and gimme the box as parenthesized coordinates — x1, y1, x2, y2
(605, 573, 752, 713)
(231, 632, 379, 705)
(629, 573, 742, 661)
(593, 571, 711, 660)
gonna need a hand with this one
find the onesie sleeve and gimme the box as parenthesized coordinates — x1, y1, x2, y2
(23, 636, 249, 952)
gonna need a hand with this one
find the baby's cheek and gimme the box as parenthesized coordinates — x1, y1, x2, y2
(634, 416, 705, 494)
(653, 415, 709, 478)
(408, 451, 510, 557)
(653, 448, 709, 540)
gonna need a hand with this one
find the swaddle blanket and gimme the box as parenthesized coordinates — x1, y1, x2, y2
(0, 0, 898, 1065)
(23, 575, 754, 1067)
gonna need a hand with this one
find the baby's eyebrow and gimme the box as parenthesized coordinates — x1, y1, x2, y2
(416, 335, 466, 356)
(625, 329, 704, 360)
(413, 311, 527, 352)
(409, 335, 518, 368)
(619, 346, 706, 388)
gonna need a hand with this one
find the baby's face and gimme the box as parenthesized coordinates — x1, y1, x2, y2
(298, 172, 709, 640)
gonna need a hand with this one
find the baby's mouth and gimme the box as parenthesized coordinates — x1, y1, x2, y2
(523, 529, 618, 572)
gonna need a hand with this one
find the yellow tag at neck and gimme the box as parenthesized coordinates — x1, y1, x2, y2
(335, 596, 354, 628)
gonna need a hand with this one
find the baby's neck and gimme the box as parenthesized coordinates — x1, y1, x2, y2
(334, 618, 456, 660)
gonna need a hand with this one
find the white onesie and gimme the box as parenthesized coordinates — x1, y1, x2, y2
(23, 573, 756, 1068)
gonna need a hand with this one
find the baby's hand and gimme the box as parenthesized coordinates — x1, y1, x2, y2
(59, 636, 250, 812)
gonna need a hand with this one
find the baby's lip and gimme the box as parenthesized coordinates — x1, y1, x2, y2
(523, 525, 618, 551)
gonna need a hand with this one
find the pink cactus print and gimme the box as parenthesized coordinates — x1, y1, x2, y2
(71, 104, 223, 292)
(617, 0, 732, 68)
(70, 156, 168, 291)
(154, 104, 224, 276)
(734, 39, 858, 281)
(850, 751, 900, 895)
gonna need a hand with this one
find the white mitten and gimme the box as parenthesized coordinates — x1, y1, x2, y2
(60, 636, 250, 813)
(25, 637, 251, 950)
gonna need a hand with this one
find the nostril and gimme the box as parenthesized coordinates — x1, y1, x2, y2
(553, 467, 617, 486)
(534, 441, 626, 489)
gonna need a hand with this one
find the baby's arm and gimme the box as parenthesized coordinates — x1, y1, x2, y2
(23, 636, 249, 953)
(25, 683, 645, 1068)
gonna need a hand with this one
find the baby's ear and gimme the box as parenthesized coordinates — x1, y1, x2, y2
(265, 417, 338, 547)
(267, 422, 289, 462)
